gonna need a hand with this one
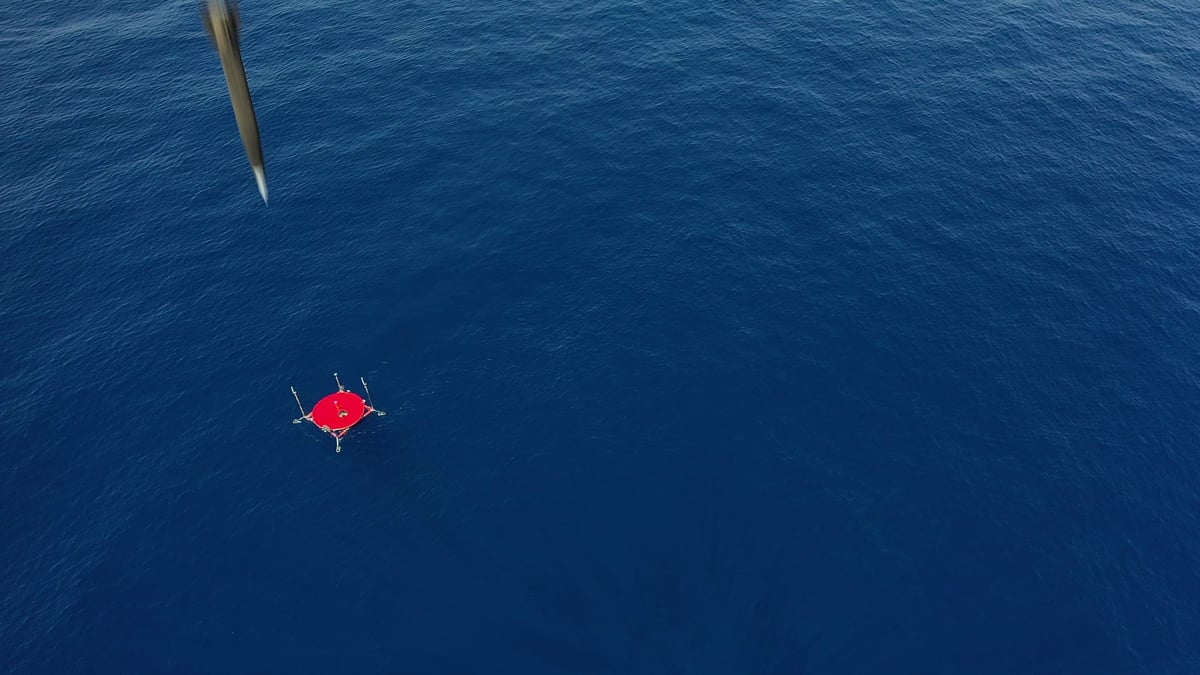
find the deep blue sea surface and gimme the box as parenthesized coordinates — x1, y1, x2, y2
(3, 0, 1200, 672)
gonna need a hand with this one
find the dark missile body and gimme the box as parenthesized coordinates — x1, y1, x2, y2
(202, 0, 268, 203)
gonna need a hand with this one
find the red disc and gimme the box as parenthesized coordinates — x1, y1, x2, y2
(310, 391, 367, 431)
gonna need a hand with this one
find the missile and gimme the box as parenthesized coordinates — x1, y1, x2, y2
(202, 0, 268, 203)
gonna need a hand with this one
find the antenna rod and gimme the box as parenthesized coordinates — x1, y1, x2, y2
(333, 372, 345, 391)
(360, 376, 376, 408)
(361, 376, 385, 415)
(291, 386, 306, 416)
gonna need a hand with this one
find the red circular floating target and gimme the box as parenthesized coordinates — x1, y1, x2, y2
(310, 391, 367, 431)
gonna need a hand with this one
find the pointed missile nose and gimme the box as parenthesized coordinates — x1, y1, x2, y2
(253, 165, 268, 204)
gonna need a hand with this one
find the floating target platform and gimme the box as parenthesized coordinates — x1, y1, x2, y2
(291, 373, 385, 452)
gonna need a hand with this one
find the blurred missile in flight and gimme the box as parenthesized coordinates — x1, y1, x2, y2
(202, 0, 268, 203)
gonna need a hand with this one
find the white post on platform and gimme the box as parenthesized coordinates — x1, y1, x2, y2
(291, 386, 307, 422)
(361, 377, 375, 407)
(361, 377, 386, 416)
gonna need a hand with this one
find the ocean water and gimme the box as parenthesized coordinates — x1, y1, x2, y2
(3, 0, 1200, 672)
